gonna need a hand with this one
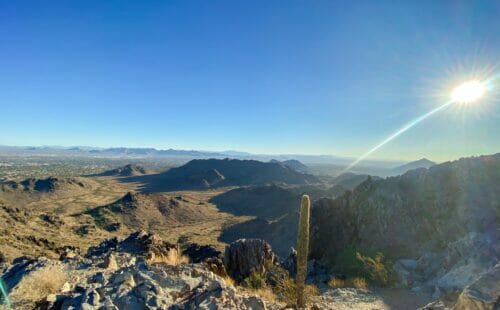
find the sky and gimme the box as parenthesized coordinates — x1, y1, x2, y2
(0, 0, 499, 161)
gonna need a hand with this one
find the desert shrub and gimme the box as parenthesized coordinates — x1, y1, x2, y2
(350, 277, 368, 289)
(242, 271, 266, 289)
(251, 288, 278, 303)
(272, 276, 319, 306)
(356, 252, 390, 286)
(335, 246, 392, 286)
(328, 277, 346, 288)
(147, 253, 190, 265)
(221, 275, 235, 287)
(328, 276, 368, 289)
(10, 265, 67, 302)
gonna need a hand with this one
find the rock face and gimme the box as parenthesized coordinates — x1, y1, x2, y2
(224, 239, 277, 283)
(392, 231, 500, 307)
(311, 153, 500, 261)
(309, 154, 500, 308)
(182, 243, 221, 263)
(1, 232, 280, 310)
(454, 262, 500, 310)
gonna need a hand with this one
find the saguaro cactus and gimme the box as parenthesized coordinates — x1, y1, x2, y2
(296, 194, 310, 308)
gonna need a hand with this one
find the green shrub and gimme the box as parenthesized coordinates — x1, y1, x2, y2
(335, 246, 392, 286)
(242, 272, 266, 289)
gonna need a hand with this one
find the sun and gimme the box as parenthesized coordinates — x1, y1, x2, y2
(451, 80, 486, 104)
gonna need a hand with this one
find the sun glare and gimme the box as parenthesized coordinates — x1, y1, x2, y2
(451, 80, 486, 104)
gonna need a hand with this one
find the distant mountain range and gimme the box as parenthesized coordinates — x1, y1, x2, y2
(0, 145, 400, 166)
(391, 158, 436, 175)
(1, 145, 443, 176)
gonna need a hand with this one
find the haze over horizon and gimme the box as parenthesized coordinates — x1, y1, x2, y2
(1, 1, 499, 162)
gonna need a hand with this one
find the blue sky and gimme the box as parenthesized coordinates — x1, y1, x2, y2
(1, 0, 499, 161)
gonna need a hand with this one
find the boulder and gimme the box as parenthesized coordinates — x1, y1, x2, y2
(119, 230, 180, 264)
(453, 262, 500, 310)
(224, 239, 276, 283)
(183, 243, 221, 263)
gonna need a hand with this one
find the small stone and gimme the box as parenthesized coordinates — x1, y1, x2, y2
(103, 254, 118, 270)
(89, 272, 106, 284)
(61, 282, 72, 293)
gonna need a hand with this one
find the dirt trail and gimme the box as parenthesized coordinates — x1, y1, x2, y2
(313, 288, 434, 310)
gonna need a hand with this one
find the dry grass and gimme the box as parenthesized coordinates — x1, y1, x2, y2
(329, 277, 368, 289)
(351, 277, 368, 289)
(252, 288, 278, 304)
(274, 277, 320, 307)
(147, 251, 190, 265)
(328, 277, 347, 288)
(221, 275, 235, 287)
(10, 265, 67, 302)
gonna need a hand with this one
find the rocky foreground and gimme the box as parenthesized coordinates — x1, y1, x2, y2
(0, 231, 498, 309)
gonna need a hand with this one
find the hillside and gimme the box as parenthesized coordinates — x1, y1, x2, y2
(121, 158, 320, 192)
(310, 153, 500, 301)
(270, 159, 309, 173)
(94, 164, 149, 177)
(214, 184, 345, 257)
(0, 177, 88, 193)
(215, 153, 500, 306)
(391, 158, 436, 175)
(332, 172, 381, 190)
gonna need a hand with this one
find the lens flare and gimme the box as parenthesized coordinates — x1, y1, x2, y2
(341, 100, 454, 173)
(341, 74, 497, 174)
(451, 80, 485, 103)
(0, 277, 10, 308)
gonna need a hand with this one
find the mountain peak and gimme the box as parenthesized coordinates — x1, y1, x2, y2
(391, 158, 436, 175)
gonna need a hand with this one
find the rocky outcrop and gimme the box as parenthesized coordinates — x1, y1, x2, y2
(1, 232, 280, 309)
(311, 153, 500, 262)
(224, 239, 277, 283)
(182, 243, 221, 263)
(87, 230, 181, 265)
(393, 232, 499, 301)
(454, 262, 500, 310)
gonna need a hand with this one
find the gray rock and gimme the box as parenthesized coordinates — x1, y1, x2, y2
(102, 254, 118, 270)
(245, 295, 267, 309)
(417, 300, 449, 310)
(453, 262, 500, 310)
(82, 289, 100, 307)
(224, 239, 276, 283)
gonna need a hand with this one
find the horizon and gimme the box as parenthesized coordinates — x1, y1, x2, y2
(3, 143, 497, 165)
(1, 1, 499, 163)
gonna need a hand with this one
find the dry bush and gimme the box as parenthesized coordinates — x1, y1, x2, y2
(350, 277, 368, 289)
(221, 275, 235, 287)
(147, 250, 190, 265)
(329, 276, 368, 289)
(273, 277, 319, 307)
(328, 277, 346, 288)
(10, 265, 67, 302)
(252, 288, 278, 304)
